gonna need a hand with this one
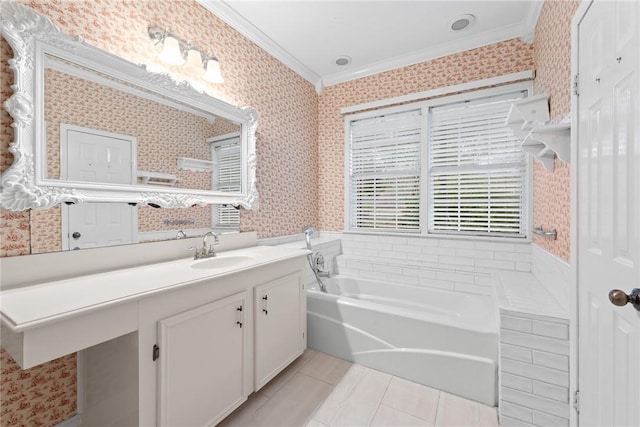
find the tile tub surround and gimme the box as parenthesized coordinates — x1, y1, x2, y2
(495, 271, 570, 427)
(219, 349, 500, 427)
(337, 233, 531, 296)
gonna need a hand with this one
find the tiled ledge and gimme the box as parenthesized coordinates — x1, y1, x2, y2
(493, 271, 570, 427)
(494, 270, 568, 320)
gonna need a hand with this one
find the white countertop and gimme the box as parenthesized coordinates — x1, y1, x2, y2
(0, 245, 308, 332)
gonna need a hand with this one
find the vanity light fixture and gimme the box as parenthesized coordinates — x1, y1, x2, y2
(148, 26, 223, 83)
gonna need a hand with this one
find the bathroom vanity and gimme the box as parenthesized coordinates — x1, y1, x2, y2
(0, 242, 309, 426)
(0, 4, 310, 425)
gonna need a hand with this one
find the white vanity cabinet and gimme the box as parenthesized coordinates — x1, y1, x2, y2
(254, 272, 306, 390)
(157, 292, 247, 427)
(0, 244, 310, 427)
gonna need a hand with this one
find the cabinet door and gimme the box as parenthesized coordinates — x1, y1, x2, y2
(255, 273, 304, 389)
(157, 292, 246, 427)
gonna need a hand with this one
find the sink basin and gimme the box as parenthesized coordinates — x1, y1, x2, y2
(190, 255, 256, 269)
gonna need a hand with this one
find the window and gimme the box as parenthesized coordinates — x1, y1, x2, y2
(210, 134, 241, 228)
(347, 109, 423, 232)
(345, 85, 530, 239)
(428, 92, 528, 237)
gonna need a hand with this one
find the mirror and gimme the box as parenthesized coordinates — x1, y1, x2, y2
(0, 2, 258, 212)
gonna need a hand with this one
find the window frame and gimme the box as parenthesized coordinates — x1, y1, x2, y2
(209, 132, 242, 231)
(344, 81, 534, 241)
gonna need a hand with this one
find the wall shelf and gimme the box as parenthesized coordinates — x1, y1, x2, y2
(520, 139, 555, 170)
(527, 122, 571, 163)
(505, 94, 550, 137)
(137, 171, 178, 187)
(177, 157, 214, 172)
(506, 94, 571, 171)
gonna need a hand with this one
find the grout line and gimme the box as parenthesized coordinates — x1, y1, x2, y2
(367, 375, 393, 427)
(297, 370, 342, 388)
(433, 390, 442, 427)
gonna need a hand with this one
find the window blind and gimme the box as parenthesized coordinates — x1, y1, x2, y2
(212, 140, 241, 227)
(349, 109, 422, 232)
(428, 92, 528, 237)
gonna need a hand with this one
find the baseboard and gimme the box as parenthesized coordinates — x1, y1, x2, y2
(55, 414, 82, 427)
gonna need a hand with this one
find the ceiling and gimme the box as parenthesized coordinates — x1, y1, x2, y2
(197, 1, 543, 91)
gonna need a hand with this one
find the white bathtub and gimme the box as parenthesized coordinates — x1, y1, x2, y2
(307, 276, 498, 406)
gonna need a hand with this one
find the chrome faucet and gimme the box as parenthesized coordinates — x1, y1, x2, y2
(189, 231, 219, 260)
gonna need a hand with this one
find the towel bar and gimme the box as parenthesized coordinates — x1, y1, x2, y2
(532, 226, 557, 240)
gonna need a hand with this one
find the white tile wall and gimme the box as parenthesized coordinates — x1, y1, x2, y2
(335, 233, 533, 295)
(499, 311, 570, 427)
(336, 253, 492, 295)
(341, 234, 531, 273)
(531, 245, 571, 314)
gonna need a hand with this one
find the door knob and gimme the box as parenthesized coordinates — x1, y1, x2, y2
(72, 231, 81, 239)
(608, 288, 640, 311)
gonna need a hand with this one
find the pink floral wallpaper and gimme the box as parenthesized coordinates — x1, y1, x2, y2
(0, 351, 76, 427)
(532, 0, 580, 261)
(317, 39, 536, 231)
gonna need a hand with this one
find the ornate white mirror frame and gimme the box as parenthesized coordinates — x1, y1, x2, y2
(0, 2, 258, 211)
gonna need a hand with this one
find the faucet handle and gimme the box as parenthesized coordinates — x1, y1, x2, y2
(188, 246, 200, 259)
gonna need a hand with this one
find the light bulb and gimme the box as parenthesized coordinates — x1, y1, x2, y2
(184, 49, 203, 74)
(204, 58, 224, 83)
(158, 36, 184, 66)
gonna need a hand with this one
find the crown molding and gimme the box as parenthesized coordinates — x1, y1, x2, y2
(197, 0, 543, 91)
(197, 0, 321, 88)
(522, 0, 544, 41)
(321, 22, 526, 87)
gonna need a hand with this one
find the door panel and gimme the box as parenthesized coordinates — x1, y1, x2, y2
(577, 1, 640, 426)
(65, 129, 133, 184)
(157, 293, 246, 427)
(254, 273, 304, 390)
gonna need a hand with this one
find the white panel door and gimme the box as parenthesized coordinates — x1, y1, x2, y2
(254, 273, 305, 390)
(63, 126, 134, 184)
(61, 125, 137, 249)
(577, 1, 640, 426)
(157, 292, 246, 427)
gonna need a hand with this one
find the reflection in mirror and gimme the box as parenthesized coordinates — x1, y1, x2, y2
(36, 57, 243, 252)
(44, 55, 242, 192)
(1, 1, 258, 253)
(1, 1, 258, 213)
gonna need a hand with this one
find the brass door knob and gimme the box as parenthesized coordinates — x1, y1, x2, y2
(608, 288, 640, 311)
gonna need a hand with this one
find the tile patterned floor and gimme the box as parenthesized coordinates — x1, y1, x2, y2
(219, 349, 500, 427)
